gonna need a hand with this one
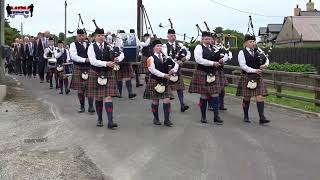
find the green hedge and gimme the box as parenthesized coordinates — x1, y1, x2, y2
(268, 63, 316, 72)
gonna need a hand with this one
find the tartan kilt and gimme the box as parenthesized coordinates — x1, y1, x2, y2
(48, 67, 56, 74)
(115, 63, 134, 80)
(217, 68, 229, 87)
(70, 65, 89, 92)
(168, 71, 185, 91)
(57, 69, 64, 79)
(236, 73, 268, 97)
(188, 69, 222, 95)
(137, 56, 149, 74)
(143, 78, 174, 100)
(87, 68, 120, 98)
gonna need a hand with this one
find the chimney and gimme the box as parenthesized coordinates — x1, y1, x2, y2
(306, 0, 315, 11)
(294, 4, 301, 16)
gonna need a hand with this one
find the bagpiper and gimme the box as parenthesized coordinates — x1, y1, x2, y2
(43, 37, 58, 89)
(69, 29, 95, 113)
(87, 28, 124, 129)
(143, 39, 178, 127)
(162, 28, 191, 112)
(188, 31, 226, 125)
(236, 34, 270, 125)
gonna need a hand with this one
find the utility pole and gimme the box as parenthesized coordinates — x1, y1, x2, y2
(20, 22, 23, 36)
(64, 0, 67, 42)
(137, 0, 143, 39)
(0, 0, 5, 81)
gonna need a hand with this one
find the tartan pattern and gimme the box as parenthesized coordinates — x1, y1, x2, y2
(217, 68, 229, 87)
(70, 65, 89, 92)
(236, 73, 268, 97)
(188, 69, 223, 95)
(137, 56, 149, 74)
(168, 71, 185, 91)
(87, 68, 120, 98)
(143, 78, 174, 100)
(115, 63, 134, 80)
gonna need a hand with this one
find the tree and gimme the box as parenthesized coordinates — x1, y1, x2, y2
(58, 32, 65, 41)
(4, 19, 20, 45)
(66, 36, 76, 45)
(223, 29, 245, 48)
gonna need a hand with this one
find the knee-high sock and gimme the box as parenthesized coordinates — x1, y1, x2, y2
(208, 96, 214, 109)
(177, 90, 184, 107)
(209, 96, 220, 118)
(117, 81, 123, 95)
(243, 99, 250, 118)
(59, 79, 63, 92)
(199, 98, 208, 119)
(219, 89, 225, 108)
(151, 103, 159, 120)
(64, 79, 69, 90)
(257, 101, 265, 119)
(95, 100, 103, 121)
(88, 97, 94, 108)
(78, 92, 85, 108)
(105, 102, 113, 123)
(125, 80, 133, 95)
(163, 103, 171, 122)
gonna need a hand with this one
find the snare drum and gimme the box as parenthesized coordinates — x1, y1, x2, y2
(63, 62, 73, 77)
(47, 58, 57, 69)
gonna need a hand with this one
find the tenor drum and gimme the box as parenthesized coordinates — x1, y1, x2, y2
(63, 62, 73, 77)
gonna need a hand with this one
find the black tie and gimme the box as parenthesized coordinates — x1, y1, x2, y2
(250, 49, 254, 56)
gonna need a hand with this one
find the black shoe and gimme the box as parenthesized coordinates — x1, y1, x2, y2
(65, 89, 70, 95)
(259, 116, 270, 125)
(107, 122, 118, 129)
(136, 83, 143, 87)
(180, 105, 189, 112)
(88, 107, 95, 113)
(214, 116, 224, 125)
(46, 80, 49, 83)
(97, 120, 103, 127)
(129, 93, 137, 99)
(219, 107, 227, 111)
(56, 86, 59, 89)
(59, 91, 63, 94)
(78, 107, 85, 113)
(40, 81, 44, 83)
(33, 76, 37, 78)
(49, 86, 53, 89)
(201, 118, 207, 123)
(164, 120, 173, 127)
(153, 119, 162, 125)
(244, 117, 251, 123)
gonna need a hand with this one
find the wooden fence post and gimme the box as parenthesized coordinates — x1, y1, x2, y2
(274, 73, 282, 98)
(315, 78, 320, 106)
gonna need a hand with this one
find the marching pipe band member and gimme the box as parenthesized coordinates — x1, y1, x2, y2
(162, 28, 191, 112)
(69, 29, 95, 114)
(87, 28, 124, 129)
(114, 29, 137, 99)
(188, 31, 225, 125)
(143, 39, 179, 127)
(129, 29, 151, 87)
(43, 37, 59, 89)
(55, 40, 71, 95)
(137, 33, 152, 85)
(236, 34, 270, 125)
(208, 33, 232, 111)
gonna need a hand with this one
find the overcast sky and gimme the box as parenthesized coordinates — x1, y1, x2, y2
(6, 0, 318, 41)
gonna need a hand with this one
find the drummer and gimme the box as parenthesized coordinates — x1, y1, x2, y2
(55, 40, 71, 95)
(43, 37, 58, 89)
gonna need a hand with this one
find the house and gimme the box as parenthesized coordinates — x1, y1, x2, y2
(275, 16, 320, 47)
(266, 24, 283, 43)
(294, 0, 320, 16)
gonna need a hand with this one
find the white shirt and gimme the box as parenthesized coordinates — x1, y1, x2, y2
(69, 42, 87, 63)
(147, 53, 179, 78)
(238, 47, 269, 73)
(87, 42, 124, 67)
(43, 46, 56, 59)
(137, 36, 151, 49)
(55, 48, 71, 62)
(162, 42, 191, 61)
(194, 44, 219, 66)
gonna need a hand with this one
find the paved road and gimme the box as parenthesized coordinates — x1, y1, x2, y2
(9, 75, 320, 180)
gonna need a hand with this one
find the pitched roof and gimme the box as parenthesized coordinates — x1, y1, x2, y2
(292, 16, 320, 41)
(299, 11, 320, 16)
(258, 27, 267, 36)
(267, 24, 283, 33)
